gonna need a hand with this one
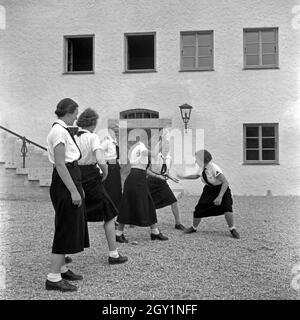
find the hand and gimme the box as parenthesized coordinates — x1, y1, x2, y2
(71, 190, 82, 207)
(213, 196, 222, 206)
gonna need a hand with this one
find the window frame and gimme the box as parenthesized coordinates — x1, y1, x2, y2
(124, 32, 156, 73)
(243, 27, 279, 70)
(63, 34, 95, 74)
(180, 30, 214, 72)
(243, 123, 279, 165)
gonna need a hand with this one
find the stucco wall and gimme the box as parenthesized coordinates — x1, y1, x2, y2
(0, 0, 300, 195)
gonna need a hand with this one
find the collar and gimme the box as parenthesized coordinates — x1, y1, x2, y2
(55, 119, 68, 128)
(78, 128, 90, 133)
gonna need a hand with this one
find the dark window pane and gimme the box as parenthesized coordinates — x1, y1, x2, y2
(197, 33, 211, 45)
(128, 113, 135, 118)
(262, 138, 275, 148)
(262, 43, 276, 54)
(246, 138, 259, 148)
(262, 126, 275, 137)
(246, 150, 259, 160)
(136, 112, 143, 118)
(262, 150, 275, 160)
(246, 126, 259, 137)
(182, 46, 196, 57)
(144, 112, 150, 118)
(127, 35, 154, 70)
(198, 46, 211, 56)
(67, 37, 93, 72)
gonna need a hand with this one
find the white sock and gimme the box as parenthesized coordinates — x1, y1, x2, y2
(150, 228, 159, 235)
(60, 265, 68, 273)
(47, 273, 62, 282)
(109, 250, 120, 258)
(116, 230, 123, 236)
(229, 226, 236, 231)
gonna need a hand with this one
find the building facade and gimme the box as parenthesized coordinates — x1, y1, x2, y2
(0, 0, 300, 195)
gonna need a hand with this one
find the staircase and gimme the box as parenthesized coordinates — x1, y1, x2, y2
(0, 130, 184, 200)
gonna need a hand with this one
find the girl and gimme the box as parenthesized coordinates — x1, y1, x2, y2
(100, 133, 122, 209)
(147, 134, 186, 231)
(116, 139, 168, 243)
(176, 149, 240, 239)
(46, 98, 89, 292)
(75, 108, 128, 264)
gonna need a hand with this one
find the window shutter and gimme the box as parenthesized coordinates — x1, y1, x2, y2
(197, 32, 213, 69)
(244, 31, 259, 67)
(261, 30, 277, 66)
(181, 34, 196, 69)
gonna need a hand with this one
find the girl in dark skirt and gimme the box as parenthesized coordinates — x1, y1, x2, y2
(46, 98, 90, 292)
(116, 140, 168, 243)
(176, 149, 240, 239)
(75, 108, 128, 264)
(147, 136, 186, 231)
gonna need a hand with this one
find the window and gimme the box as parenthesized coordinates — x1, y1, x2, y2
(64, 35, 94, 73)
(243, 28, 278, 69)
(125, 33, 156, 72)
(120, 109, 159, 119)
(243, 123, 279, 164)
(180, 31, 213, 71)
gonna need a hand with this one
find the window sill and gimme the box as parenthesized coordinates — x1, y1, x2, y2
(63, 71, 95, 75)
(242, 162, 280, 165)
(179, 69, 214, 72)
(243, 66, 279, 70)
(123, 70, 157, 74)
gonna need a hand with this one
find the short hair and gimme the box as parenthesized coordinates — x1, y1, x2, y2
(76, 108, 99, 128)
(195, 149, 212, 164)
(55, 98, 78, 117)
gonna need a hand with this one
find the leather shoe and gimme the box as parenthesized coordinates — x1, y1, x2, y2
(184, 226, 197, 234)
(65, 256, 72, 264)
(61, 269, 83, 281)
(45, 279, 77, 292)
(175, 223, 186, 231)
(230, 228, 240, 239)
(116, 234, 129, 243)
(150, 232, 168, 241)
(108, 254, 128, 264)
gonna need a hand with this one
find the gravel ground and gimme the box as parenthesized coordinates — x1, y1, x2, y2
(0, 193, 300, 300)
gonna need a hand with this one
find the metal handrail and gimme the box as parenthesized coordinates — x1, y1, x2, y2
(0, 125, 47, 168)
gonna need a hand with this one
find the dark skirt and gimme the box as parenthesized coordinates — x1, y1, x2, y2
(194, 184, 233, 218)
(104, 163, 122, 208)
(79, 164, 118, 222)
(147, 176, 177, 209)
(117, 168, 157, 227)
(50, 164, 90, 254)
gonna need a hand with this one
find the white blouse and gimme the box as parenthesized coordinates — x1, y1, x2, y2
(199, 161, 223, 186)
(100, 136, 118, 161)
(47, 119, 80, 164)
(129, 142, 148, 169)
(75, 129, 103, 165)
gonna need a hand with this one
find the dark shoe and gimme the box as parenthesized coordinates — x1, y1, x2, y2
(116, 234, 129, 243)
(65, 256, 72, 264)
(184, 226, 197, 234)
(175, 223, 186, 231)
(61, 269, 83, 281)
(45, 279, 77, 292)
(230, 228, 240, 239)
(150, 232, 168, 241)
(108, 254, 128, 265)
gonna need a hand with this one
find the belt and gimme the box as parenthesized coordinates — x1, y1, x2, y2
(53, 161, 78, 168)
(106, 160, 119, 164)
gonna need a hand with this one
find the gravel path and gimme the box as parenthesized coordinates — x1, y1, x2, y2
(0, 193, 299, 300)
